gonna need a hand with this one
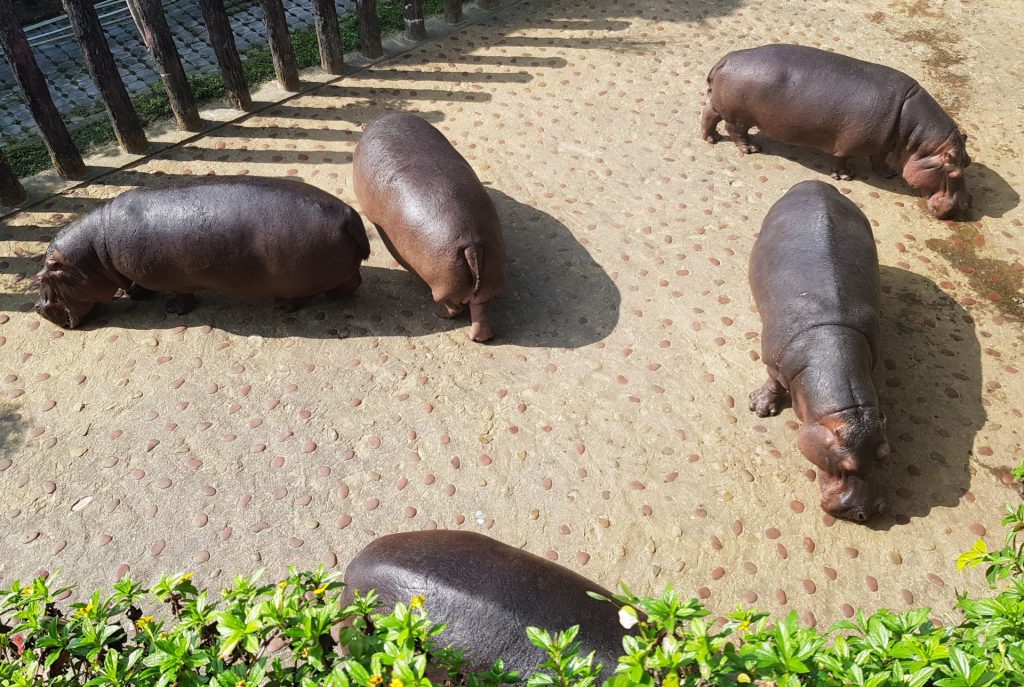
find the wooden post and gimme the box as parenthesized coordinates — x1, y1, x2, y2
(0, 0, 85, 179)
(257, 0, 300, 91)
(443, 0, 462, 24)
(312, 0, 345, 74)
(0, 149, 26, 206)
(403, 0, 425, 40)
(62, 0, 148, 154)
(356, 0, 383, 58)
(198, 0, 252, 110)
(127, 0, 202, 131)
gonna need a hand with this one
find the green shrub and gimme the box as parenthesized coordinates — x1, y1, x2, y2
(4, 480, 1024, 686)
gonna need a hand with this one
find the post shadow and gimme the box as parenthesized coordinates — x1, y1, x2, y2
(868, 266, 986, 529)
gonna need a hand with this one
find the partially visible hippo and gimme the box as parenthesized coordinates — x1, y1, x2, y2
(343, 531, 624, 679)
(35, 176, 369, 328)
(353, 112, 506, 342)
(701, 44, 971, 219)
(748, 180, 890, 523)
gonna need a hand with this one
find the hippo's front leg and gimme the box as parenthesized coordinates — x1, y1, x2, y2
(126, 284, 156, 300)
(436, 301, 465, 319)
(749, 375, 788, 417)
(869, 154, 898, 178)
(830, 156, 854, 181)
(165, 292, 196, 316)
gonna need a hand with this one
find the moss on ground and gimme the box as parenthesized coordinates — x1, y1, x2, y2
(3, 0, 448, 180)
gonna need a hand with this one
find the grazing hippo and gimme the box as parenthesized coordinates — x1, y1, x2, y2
(344, 531, 624, 678)
(353, 112, 506, 342)
(748, 180, 889, 523)
(701, 44, 972, 219)
(35, 176, 369, 328)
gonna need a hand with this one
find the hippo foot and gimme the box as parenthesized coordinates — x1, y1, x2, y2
(275, 296, 312, 313)
(737, 143, 761, 155)
(126, 284, 156, 300)
(436, 302, 465, 319)
(165, 293, 196, 316)
(830, 171, 854, 181)
(749, 382, 786, 418)
(704, 132, 721, 144)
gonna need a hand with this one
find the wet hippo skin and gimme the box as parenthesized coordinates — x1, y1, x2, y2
(748, 180, 891, 523)
(343, 531, 624, 679)
(701, 44, 971, 219)
(35, 176, 370, 328)
(353, 112, 506, 342)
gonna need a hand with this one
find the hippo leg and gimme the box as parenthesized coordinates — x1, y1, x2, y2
(749, 376, 788, 417)
(869, 154, 898, 178)
(830, 156, 854, 181)
(275, 296, 313, 312)
(327, 271, 362, 299)
(724, 122, 760, 154)
(126, 284, 156, 300)
(165, 292, 196, 316)
(701, 104, 722, 144)
(437, 301, 466, 319)
(469, 302, 494, 342)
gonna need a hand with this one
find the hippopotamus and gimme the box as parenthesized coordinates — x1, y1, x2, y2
(701, 44, 971, 219)
(353, 112, 505, 342)
(344, 531, 624, 678)
(748, 180, 890, 523)
(35, 176, 369, 328)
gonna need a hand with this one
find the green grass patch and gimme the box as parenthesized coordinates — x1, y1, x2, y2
(3, 0, 451, 180)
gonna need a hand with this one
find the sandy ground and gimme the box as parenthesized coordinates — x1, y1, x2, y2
(0, 0, 1022, 630)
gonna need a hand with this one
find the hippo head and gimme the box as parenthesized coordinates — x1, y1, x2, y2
(35, 249, 117, 329)
(797, 407, 889, 523)
(903, 131, 972, 219)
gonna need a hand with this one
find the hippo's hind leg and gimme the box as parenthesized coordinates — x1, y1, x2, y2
(869, 154, 898, 178)
(437, 301, 465, 319)
(126, 284, 156, 300)
(701, 103, 723, 144)
(749, 375, 788, 418)
(724, 121, 760, 155)
(165, 292, 196, 316)
(327, 271, 362, 299)
(830, 156, 854, 181)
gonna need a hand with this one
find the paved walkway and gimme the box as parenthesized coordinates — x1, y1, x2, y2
(0, 0, 1022, 630)
(0, 0, 354, 141)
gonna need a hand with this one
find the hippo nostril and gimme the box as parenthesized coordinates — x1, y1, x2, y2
(855, 511, 867, 522)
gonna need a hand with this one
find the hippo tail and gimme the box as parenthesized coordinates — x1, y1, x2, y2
(705, 56, 727, 94)
(345, 209, 371, 260)
(464, 245, 483, 296)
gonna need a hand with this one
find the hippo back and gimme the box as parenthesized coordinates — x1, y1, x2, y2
(344, 531, 624, 679)
(750, 180, 880, 368)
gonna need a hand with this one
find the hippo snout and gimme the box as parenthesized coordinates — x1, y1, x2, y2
(820, 472, 879, 523)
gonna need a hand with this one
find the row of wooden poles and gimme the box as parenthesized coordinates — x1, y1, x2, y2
(0, 0, 500, 207)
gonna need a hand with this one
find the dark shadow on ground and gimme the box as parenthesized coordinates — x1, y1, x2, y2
(722, 138, 1019, 219)
(52, 190, 618, 347)
(868, 266, 985, 529)
(0, 400, 27, 456)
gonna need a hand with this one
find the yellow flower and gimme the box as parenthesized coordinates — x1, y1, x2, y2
(75, 602, 96, 617)
(409, 595, 425, 610)
(301, 647, 310, 658)
(390, 678, 404, 687)
(369, 675, 383, 686)
(737, 619, 751, 633)
(313, 583, 329, 596)
(135, 615, 155, 629)
(277, 581, 288, 590)
(20, 587, 32, 597)
(181, 573, 193, 583)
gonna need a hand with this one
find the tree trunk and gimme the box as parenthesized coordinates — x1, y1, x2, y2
(62, 0, 148, 154)
(0, 148, 27, 206)
(311, 0, 345, 75)
(356, 0, 382, 58)
(198, 0, 252, 110)
(126, 0, 202, 131)
(257, 0, 300, 91)
(403, 0, 425, 40)
(443, 0, 462, 24)
(0, 0, 86, 179)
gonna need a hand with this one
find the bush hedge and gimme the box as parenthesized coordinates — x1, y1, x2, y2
(2, 486, 1023, 686)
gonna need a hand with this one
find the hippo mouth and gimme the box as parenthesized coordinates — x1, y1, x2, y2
(35, 301, 78, 329)
(818, 470, 883, 523)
